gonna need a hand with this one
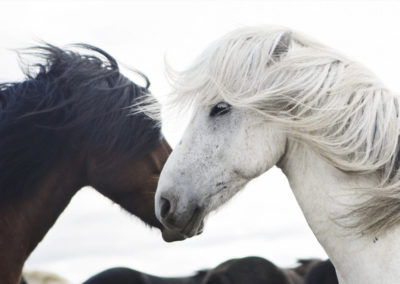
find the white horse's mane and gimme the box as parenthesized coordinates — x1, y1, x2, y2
(162, 26, 400, 235)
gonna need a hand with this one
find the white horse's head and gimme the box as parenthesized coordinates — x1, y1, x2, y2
(157, 102, 287, 241)
(156, 28, 291, 241)
(155, 26, 400, 242)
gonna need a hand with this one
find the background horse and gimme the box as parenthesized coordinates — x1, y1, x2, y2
(81, 256, 321, 284)
(154, 26, 400, 283)
(0, 44, 171, 284)
(304, 259, 338, 284)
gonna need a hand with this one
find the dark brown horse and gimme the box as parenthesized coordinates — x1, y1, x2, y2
(304, 259, 338, 284)
(81, 256, 322, 284)
(0, 44, 171, 284)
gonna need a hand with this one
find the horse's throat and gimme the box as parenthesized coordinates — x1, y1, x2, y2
(279, 141, 400, 283)
(0, 166, 83, 284)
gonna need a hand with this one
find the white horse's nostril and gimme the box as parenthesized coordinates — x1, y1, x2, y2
(160, 197, 172, 220)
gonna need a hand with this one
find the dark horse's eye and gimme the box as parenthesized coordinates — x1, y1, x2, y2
(210, 102, 232, 117)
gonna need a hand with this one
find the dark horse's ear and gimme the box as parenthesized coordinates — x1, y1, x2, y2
(271, 31, 292, 61)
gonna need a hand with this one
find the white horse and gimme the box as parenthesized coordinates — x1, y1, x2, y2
(154, 26, 400, 283)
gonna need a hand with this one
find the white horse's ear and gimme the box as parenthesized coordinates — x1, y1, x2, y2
(271, 31, 292, 60)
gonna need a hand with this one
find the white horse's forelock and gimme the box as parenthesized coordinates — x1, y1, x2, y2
(160, 26, 400, 235)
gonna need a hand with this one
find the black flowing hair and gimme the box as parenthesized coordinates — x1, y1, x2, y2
(0, 44, 161, 200)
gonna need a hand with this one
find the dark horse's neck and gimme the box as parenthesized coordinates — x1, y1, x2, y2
(0, 159, 85, 284)
(0, 44, 167, 284)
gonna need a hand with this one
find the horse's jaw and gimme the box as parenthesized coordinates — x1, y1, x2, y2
(279, 140, 400, 284)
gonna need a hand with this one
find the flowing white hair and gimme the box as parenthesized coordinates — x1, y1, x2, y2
(162, 26, 400, 235)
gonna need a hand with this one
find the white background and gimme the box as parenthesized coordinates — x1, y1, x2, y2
(1, 1, 400, 283)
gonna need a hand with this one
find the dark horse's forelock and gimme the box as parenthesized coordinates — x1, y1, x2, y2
(0, 44, 161, 200)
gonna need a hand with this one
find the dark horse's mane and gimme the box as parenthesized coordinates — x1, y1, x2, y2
(0, 44, 161, 200)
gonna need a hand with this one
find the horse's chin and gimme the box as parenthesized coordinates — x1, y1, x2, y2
(161, 229, 187, 242)
(161, 220, 204, 242)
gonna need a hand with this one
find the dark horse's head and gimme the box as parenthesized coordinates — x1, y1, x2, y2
(0, 44, 171, 230)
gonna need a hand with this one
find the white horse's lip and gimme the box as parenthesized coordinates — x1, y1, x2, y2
(160, 208, 205, 242)
(181, 207, 205, 237)
(161, 228, 187, 242)
(161, 224, 203, 242)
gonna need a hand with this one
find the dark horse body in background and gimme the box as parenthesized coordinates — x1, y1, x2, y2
(82, 256, 332, 284)
(0, 44, 171, 284)
(304, 259, 338, 284)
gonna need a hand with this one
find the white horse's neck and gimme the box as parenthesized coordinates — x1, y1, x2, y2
(278, 140, 400, 284)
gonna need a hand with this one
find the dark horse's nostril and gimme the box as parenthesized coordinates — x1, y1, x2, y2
(160, 197, 171, 219)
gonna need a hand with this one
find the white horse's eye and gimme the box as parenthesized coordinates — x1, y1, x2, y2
(210, 102, 232, 117)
